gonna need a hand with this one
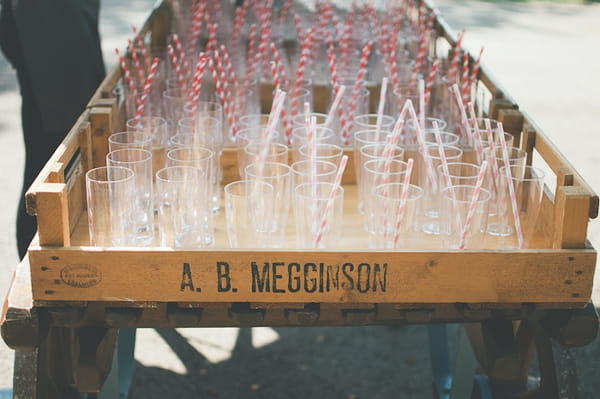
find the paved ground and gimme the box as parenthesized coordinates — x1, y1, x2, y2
(1, 0, 600, 397)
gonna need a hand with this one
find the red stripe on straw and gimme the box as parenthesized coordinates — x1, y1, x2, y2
(186, 52, 207, 114)
(220, 45, 237, 92)
(447, 29, 465, 84)
(128, 39, 145, 88)
(339, 10, 354, 69)
(167, 44, 186, 91)
(279, 0, 293, 24)
(408, 35, 428, 93)
(424, 58, 439, 107)
(326, 32, 338, 89)
(245, 24, 259, 83)
(290, 27, 315, 124)
(134, 57, 159, 125)
(314, 154, 348, 247)
(188, 1, 205, 58)
(461, 52, 470, 106)
(391, 158, 414, 247)
(270, 43, 289, 90)
(469, 46, 484, 91)
(115, 48, 138, 101)
(172, 34, 190, 80)
(293, 13, 303, 42)
(208, 56, 233, 134)
(132, 26, 151, 70)
(458, 160, 488, 249)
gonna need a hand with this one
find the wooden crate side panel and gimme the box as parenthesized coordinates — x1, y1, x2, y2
(35, 184, 70, 247)
(89, 106, 115, 168)
(28, 248, 595, 305)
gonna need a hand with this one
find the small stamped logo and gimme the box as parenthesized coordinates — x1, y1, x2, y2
(60, 264, 102, 288)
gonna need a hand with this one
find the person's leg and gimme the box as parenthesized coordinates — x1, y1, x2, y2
(16, 66, 65, 258)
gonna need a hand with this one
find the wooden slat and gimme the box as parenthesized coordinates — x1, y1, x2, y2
(489, 99, 518, 120)
(89, 106, 114, 168)
(36, 183, 70, 247)
(27, 247, 595, 305)
(553, 186, 592, 249)
(498, 109, 524, 148)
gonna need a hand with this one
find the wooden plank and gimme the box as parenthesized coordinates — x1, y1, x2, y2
(89, 106, 114, 168)
(498, 109, 524, 148)
(78, 121, 93, 174)
(35, 183, 70, 247)
(27, 247, 595, 305)
(553, 186, 591, 249)
(489, 99, 518, 121)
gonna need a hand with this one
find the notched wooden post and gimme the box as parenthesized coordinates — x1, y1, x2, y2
(498, 108, 524, 148)
(90, 105, 114, 168)
(553, 186, 591, 249)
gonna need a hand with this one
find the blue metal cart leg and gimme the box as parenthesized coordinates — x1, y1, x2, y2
(117, 329, 137, 399)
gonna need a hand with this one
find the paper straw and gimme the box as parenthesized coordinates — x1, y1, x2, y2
(208, 56, 233, 135)
(128, 39, 145, 88)
(133, 57, 159, 124)
(406, 100, 437, 191)
(499, 129, 524, 249)
(314, 154, 348, 247)
(326, 32, 338, 89)
(293, 13, 303, 41)
(188, 2, 205, 59)
(467, 102, 485, 165)
(343, 40, 373, 145)
(469, 46, 484, 90)
(458, 160, 488, 249)
(115, 48, 138, 100)
(418, 79, 425, 129)
(408, 34, 428, 91)
(324, 86, 345, 129)
(220, 45, 238, 94)
(375, 77, 389, 141)
(339, 10, 354, 69)
(245, 24, 259, 83)
(214, 49, 232, 120)
(447, 29, 465, 83)
(167, 44, 186, 90)
(452, 83, 471, 144)
(270, 43, 289, 90)
(279, 0, 293, 23)
(381, 119, 405, 176)
(391, 158, 414, 247)
(484, 118, 500, 190)
(187, 52, 207, 113)
(461, 52, 470, 106)
(424, 58, 439, 107)
(257, 90, 287, 172)
(172, 34, 190, 79)
(132, 26, 151, 69)
(290, 27, 314, 123)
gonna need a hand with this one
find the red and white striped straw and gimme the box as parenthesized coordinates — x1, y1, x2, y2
(458, 160, 488, 249)
(188, 2, 205, 59)
(290, 27, 314, 123)
(279, 0, 293, 24)
(326, 32, 338, 89)
(484, 118, 501, 191)
(207, 56, 233, 134)
(391, 158, 414, 247)
(258, 90, 287, 168)
(375, 77, 389, 140)
(343, 40, 373, 145)
(389, 49, 400, 107)
(447, 29, 465, 84)
(408, 35, 427, 92)
(115, 48, 138, 100)
(406, 100, 437, 191)
(128, 39, 145, 88)
(452, 83, 470, 143)
(133, 57, 159, 124)
(467, 102, 484, 165)
(206, 22, 219, 56)
(132, 26, 151, 70)
(418, 79, 425, 129)
(167, 44, 186, 90)
(469, 46, 484, 90)
(433, 123, 451, 188)
(498, 124, 524, 249)
(220, 45, 237, 92)
(382, 119, 405, 175)
(339, 10, 354, 69)
(270, 43, 289, 90)
(461, 52, 470, 106)
(314, 154, 348, 247)
(424, 58, 439, 107)
(293, 13, 303, 41)
(172, 34, 191, 79)
(245, 24, 259, 83)
(324, 85, 345, 129)
(187, 52, 207, 113)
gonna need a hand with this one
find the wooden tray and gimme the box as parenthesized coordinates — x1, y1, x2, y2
(23, 0, 598, 309)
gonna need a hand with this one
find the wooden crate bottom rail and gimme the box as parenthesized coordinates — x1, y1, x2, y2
(33, 302, 537, 328)
(28, 247, 596, 305)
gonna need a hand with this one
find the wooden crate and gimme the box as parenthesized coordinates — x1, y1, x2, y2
(23, 0, 598, 310)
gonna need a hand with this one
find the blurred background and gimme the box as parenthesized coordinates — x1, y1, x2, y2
(1, 0, 599, 397)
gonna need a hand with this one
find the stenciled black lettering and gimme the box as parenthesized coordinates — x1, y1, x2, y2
(342, 263, 354, 289)
(288, 263, 300, 292)
(251, 261, 270, 293)
(272, 262, 285, 293)
(180, 263, 195, 292)
(326, 264, 339, 291)
(373, 263, 387, 292)
(304, 263, 317, 293)
(357, 263, 371, 293)
(216, 261, 231, 292)
(319, 263, 324, 292)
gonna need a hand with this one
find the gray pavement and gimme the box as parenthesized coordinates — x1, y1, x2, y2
(1, 0, 600, 397)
